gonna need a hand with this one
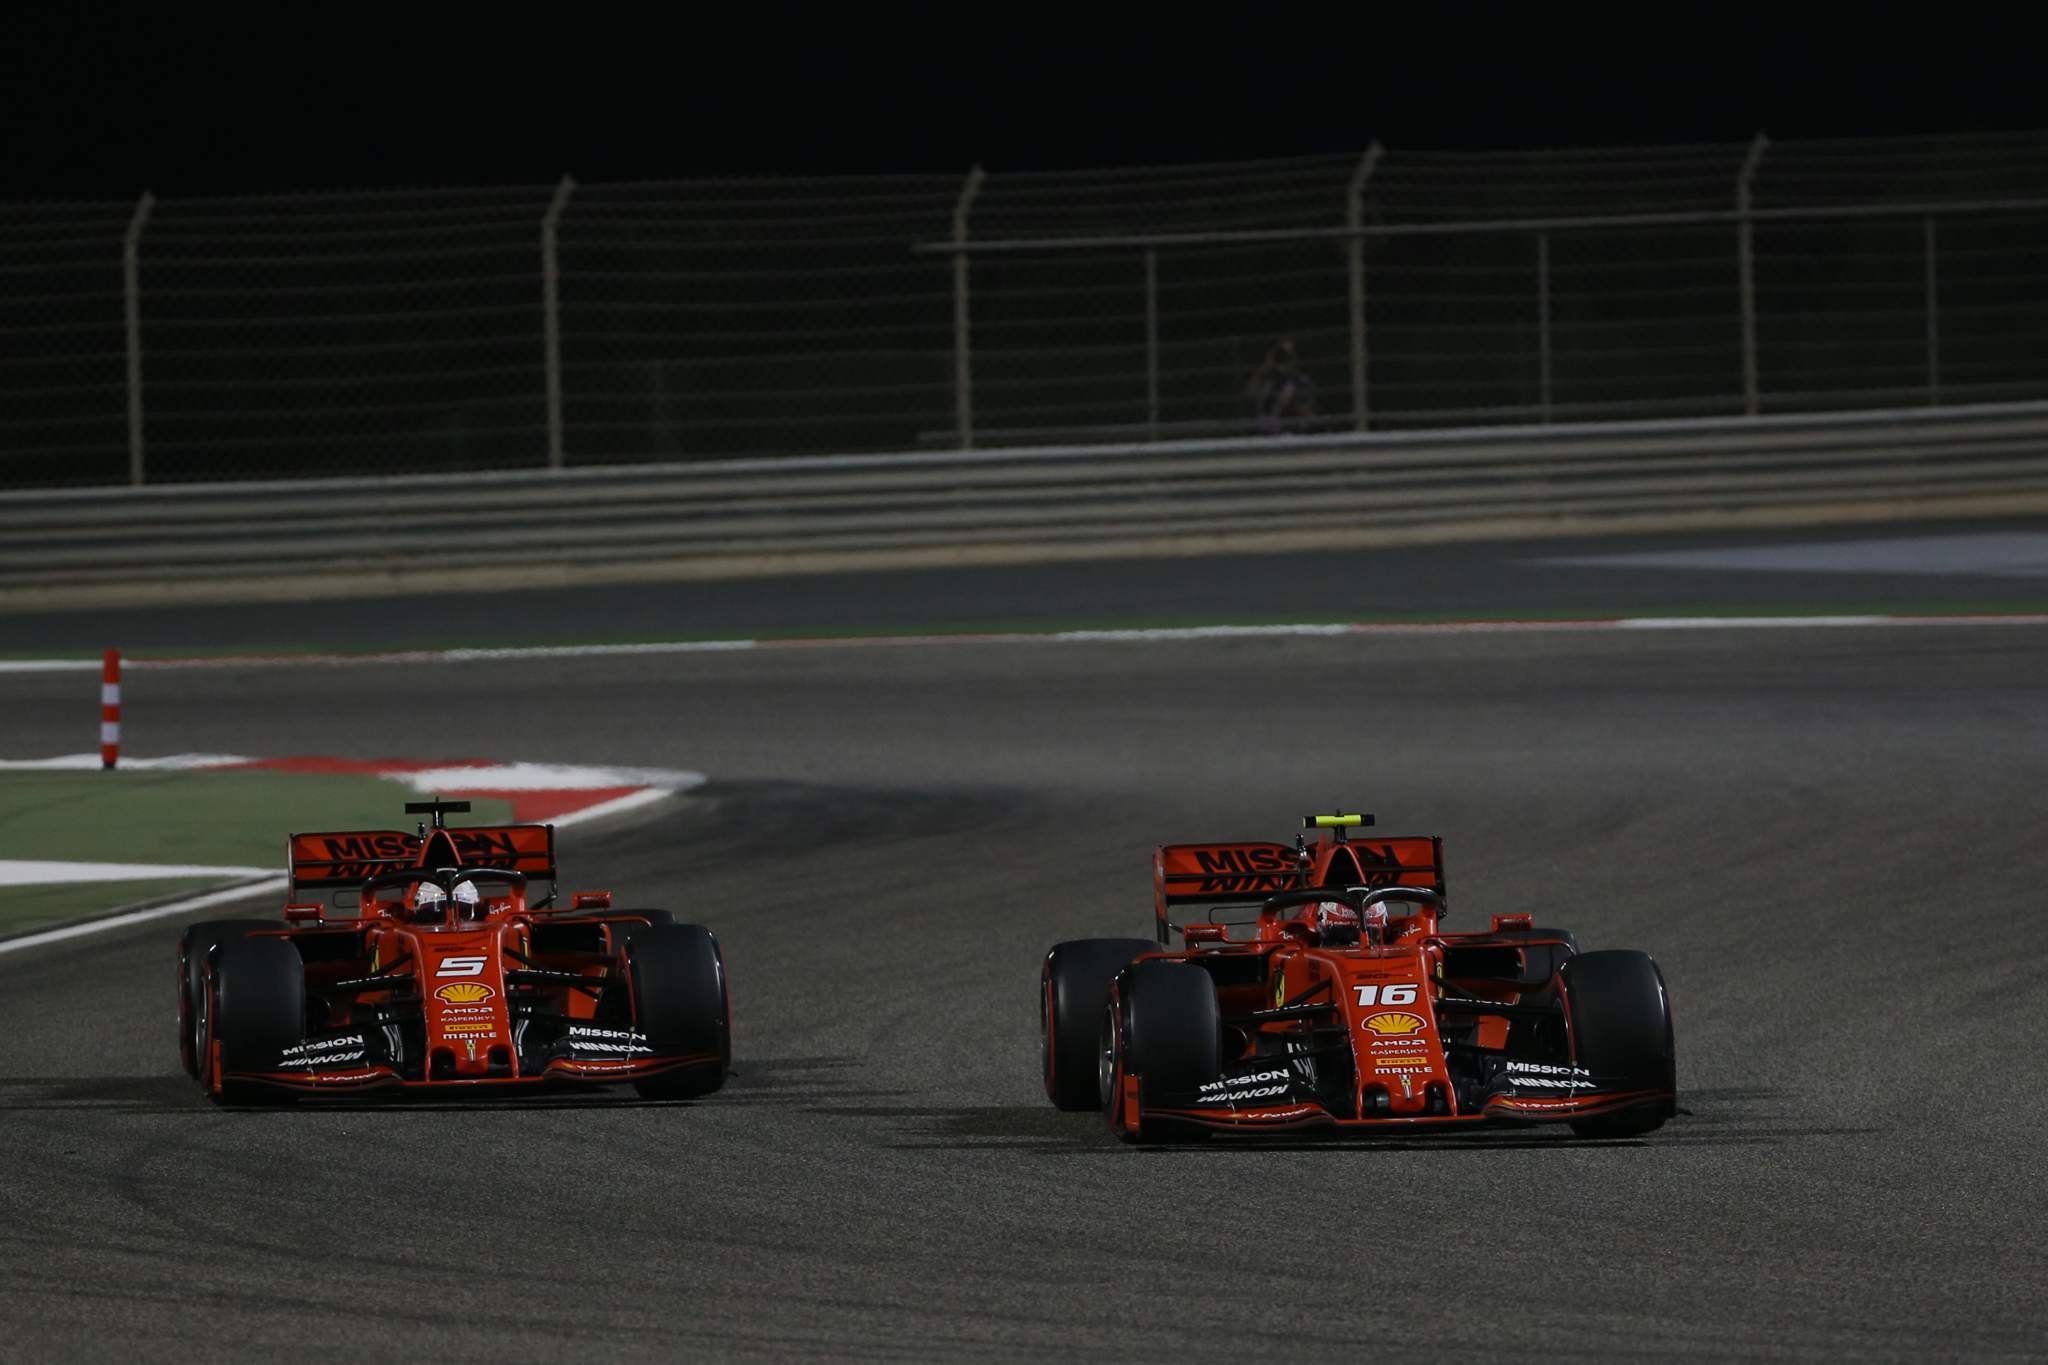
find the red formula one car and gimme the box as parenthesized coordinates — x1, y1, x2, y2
(176, 800, 730, 1104)
(1040, 813, 1675, 1142)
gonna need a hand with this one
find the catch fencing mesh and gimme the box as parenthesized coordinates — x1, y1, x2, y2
(2, 131, 2047, 487)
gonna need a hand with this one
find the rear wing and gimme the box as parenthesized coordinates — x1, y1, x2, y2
(287, 824, 557, 894)
(1321, 836, 1444, 897)
(1153, 835, 1446, 938)
(1155, 843, 1300, 911)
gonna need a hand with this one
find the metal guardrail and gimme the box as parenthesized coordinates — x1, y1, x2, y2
(5, 402, 2048, 607)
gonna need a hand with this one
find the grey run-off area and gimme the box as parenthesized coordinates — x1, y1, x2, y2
(0, 618, 2044, 1359)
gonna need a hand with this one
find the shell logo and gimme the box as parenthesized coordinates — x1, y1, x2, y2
(435, 982, 495, 1005)
(1361, 1011, 1426, 1036)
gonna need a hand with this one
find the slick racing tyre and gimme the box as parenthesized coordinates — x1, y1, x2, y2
(178, 919, 278, 1078)
(1559, 949, 1675, 1138)
(205, 935, 305, 1106)
(1493, 926, 1580, 987)
(1104, 960, 1221, 1144)
(1042, 938, 1157, 1111)
(628, 924, 731, 1100)
(607, 909, 675, 953)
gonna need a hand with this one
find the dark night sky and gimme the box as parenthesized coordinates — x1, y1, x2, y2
(3, 9, 2043, 199)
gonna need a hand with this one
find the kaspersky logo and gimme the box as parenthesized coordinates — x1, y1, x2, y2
(1361, 1011, 1426, 1036)
(435, 982, 495, 1005)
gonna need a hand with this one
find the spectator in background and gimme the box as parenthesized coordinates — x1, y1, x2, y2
(1246, 336, 1315, 434)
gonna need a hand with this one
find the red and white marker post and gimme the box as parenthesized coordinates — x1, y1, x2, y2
(101, 649, 121, 770)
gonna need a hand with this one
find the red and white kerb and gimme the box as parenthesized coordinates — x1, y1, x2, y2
(100, 649, 121, 770)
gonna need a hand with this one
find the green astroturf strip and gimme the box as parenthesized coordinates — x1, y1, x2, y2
(0, 878, 231, 937)
(0, 770, 515, 936)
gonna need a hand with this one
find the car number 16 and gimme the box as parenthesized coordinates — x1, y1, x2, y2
(1353, 983, 1418, 1006)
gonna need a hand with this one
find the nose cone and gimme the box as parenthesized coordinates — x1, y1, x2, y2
(1339, 957, 1446, 1116)
(422, 932, 511, 1077)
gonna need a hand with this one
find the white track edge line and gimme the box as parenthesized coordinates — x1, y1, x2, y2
(0, 877, 288, 956)
(8, 612, 2048, 674)
(552, 786, 682, 828)
(0, 782, 695, 958)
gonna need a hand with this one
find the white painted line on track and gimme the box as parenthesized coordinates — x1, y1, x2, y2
(0, 770, 694, 958)
(397, 763, 707, 793)
(0, 753, 253, 770)
(0, 877, 287, 956)
(1054, 624, 1358, 641)
(552, 787, 676, 828)
(1615, 615, 1888, 629)
(443, 640, 759, 660)
(0, 860, 273, 886)
(0, 659, 101, 673)
(3, 613, 2047, 677)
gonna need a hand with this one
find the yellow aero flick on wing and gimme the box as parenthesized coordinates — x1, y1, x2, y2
(1305, 813, 1372, 829)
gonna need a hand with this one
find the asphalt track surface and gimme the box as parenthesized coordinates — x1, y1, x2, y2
(7, 514, 2048, 653)
(2, 557, 2048, 1358)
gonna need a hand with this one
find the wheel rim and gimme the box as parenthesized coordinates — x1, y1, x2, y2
(196, 976, 215, 1092)
(1097, 1003, 1118, 1112)
(177, 945, 195, 1072)
(1040, 976, 1054, 1087)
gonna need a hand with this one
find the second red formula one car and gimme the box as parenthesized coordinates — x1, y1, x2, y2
(177, 799, 730, 1104)
(1040, 812, 1675, 1142)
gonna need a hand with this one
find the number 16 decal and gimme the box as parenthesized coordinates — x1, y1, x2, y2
(1353, 983, 1418, 1006)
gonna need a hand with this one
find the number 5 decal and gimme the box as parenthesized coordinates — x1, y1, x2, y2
(1353, 983, 1418, 1006)
(437, 955, 487, 977)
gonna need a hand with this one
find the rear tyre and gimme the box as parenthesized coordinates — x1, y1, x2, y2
(1041, 938, 1157, 1111)
(1495, 926, 1580, 987)
(206, 935, 305, 1106)
(178, 919, 279, 1078)
(1106, 960, 1221, 1143)
(1560, 949, 1675, 1138)
(628, 924, 731, 1100)
(607, 909, 675, 953)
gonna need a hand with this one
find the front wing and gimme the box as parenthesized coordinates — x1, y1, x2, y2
(210, 1031, 719, 1094)
(1124, 1068, 1674, 1135)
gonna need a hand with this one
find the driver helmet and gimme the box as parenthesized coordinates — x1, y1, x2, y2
(451, 879, 483, 920)
(1314, 899, 1360, 946)
(413, 880, 448, 923)
(1361, 900, 1391, 946)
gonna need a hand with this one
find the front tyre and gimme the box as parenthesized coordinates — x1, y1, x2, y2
(1104, 960, 1221, 1144)
(178, 918, 278, 1078)
(1560, 949, 1675, 1138)
(205, 935, 304, 1106)
(628, 924, 731, 1100)
(1041, 938, 1157, 1111)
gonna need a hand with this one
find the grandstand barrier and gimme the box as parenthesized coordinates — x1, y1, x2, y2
(4, 401, 2046, 608)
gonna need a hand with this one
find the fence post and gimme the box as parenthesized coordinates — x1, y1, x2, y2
(1347, 141, 1384, 432)
(1923, 215, 1940, 405)
(1737, 132, 1769, 416)
(952, 165, 987, 450)
(1536, 230, 1552, 422)
(1144, 246, 1160, 440)
(123, 191, 154, 487)
(542, 175, 576, 471)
